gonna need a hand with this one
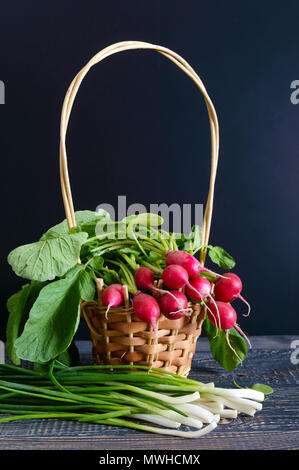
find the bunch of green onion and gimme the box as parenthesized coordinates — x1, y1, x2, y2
(0, 363, 265, 438)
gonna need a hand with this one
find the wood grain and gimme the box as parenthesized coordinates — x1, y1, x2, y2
(0, 336, 298, 450)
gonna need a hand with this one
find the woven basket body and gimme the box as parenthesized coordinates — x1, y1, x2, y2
(58, 41, 219, 376)
(81, 300, 206, 376)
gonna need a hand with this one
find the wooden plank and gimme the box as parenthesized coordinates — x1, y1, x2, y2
(1, 431, 299, 451)
(0, 337, 298, 450)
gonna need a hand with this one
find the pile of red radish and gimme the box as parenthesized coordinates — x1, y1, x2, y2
(100, 250, 251, 350)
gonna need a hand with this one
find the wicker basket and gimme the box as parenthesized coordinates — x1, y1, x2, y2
(58, 41, 219, 376)
(81, 281, 206, 376)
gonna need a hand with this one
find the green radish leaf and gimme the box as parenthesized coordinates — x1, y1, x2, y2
(208, 246, 235, 270)
(182, 240, 193, 252)
(88, 256, 104, 272)
(80, 239, 102, 262)
(56, 341, 80, 367)
(147, 251, 163, 261)
(14, 268, 90, 363)
(124, 213, 163, 256)
(171, 232, 187, 251)
(6, 281, 46, 364)
(122, 213, 164, 227)
(81, 219, 109, 238)
(68, 226, 83, 235)
(102, 270, 119, 286)
(251, 383, 274, 395)
(42, 210, 110, 239)
(190, 225, 202, 253)
(95, 221, 127, 240)
(8, 232, 88, 282)
(62, 264, 95, 301)
(171, 232, 186, 241)
(94, 208, 111, 219)
(6, 284, 31, 364)
(183, 225, 202, 254)
(204, 318, 247, 371)
(78, 270, 96, 301)
(232, 380, 273, 397)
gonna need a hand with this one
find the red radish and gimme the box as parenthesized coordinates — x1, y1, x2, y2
(162, 265, 189, 289)
(207, 300, 251, 361)
(214, 273, 251, 316)
(166, 250, 202, 278)
(185, 277, 221, 329)
(102, 286, 123, 318)
(134, 267, 181, 304)
(166, 250, 224, 279)
(185, 277, 212, 301)
(133, 291, 160, 335)
(135, 267, 158, 290)
(207, 301, 236, 329)
(108, 283, 124, 295)
(162, 265, 209, 300)
(159, 291, 191, 319)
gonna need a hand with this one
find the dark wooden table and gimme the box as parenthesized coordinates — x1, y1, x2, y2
(0, 336, 298, 450)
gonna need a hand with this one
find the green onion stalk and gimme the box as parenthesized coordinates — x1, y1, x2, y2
(0, 363, 267, 438)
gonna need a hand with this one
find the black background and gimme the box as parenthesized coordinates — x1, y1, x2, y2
(0, 0, 298, 340)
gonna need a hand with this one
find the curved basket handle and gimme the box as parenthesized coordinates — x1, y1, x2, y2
(59, 41, 219, 264)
